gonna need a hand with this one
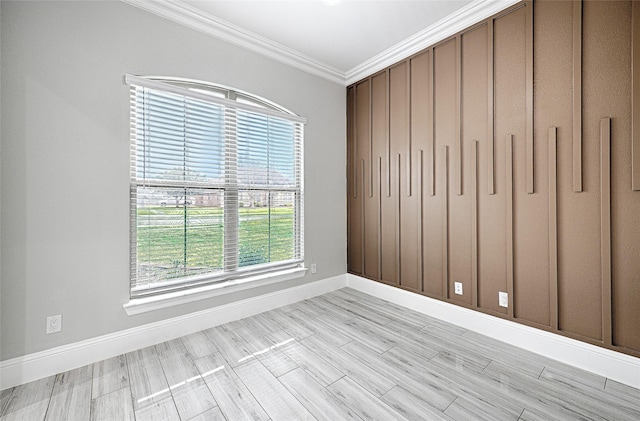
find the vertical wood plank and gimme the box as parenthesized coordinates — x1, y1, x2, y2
(488, 19, 495, 195)
(407, 61, 413, 197)
(369, 80, 374, 198)
(442, 146, 449, 299)
(430, 48, 436, 196)
(387, 69, 392, 197)
(506, 134, 514, 318)
(419, 149, 425, 291)
(378, 156, 383, 279)
(526, 0, 534, 194)
(361, 159, 366, 273)
(397, 153, 402, 284)
(633, 0, 640, 190)
(352, 86, 358, 198)
(471, 140, 479, 308)
(456, 35, 463, 196)
(573, 0, 583, 192)
(549, 127, 558, 331)
(600, 118, 612, 346)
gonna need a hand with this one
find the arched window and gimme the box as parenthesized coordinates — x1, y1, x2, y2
(125, 75, 305, 298)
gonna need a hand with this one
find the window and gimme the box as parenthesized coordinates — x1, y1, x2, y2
(125, 75, 305, 299)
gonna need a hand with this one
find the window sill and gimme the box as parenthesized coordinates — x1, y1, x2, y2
(123, 266, 308, 316)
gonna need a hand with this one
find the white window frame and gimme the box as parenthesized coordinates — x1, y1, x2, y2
(123, 75, 306, 315)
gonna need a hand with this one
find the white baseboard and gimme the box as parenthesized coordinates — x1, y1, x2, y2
(347, 274, 640, 390)
(5, 273, 638, 391)
(0, 274, 347, 390)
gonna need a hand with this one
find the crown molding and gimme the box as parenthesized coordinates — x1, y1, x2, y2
(122, 0, 520, 87)
(345, 0, 522, 85)
(121, 0, 346, 85)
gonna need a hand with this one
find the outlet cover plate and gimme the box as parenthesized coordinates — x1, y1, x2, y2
(454, 282, 463, 295)
(499, 291, 509, 308)
(46, 315, 62, 334)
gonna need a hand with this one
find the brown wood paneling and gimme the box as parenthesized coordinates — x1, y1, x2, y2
(506, 134, 514, 318)
(429, 49, 436, 197)
(391, 61, 420, 289)
(511, 0, 550, 328)
(608, 1, 640, 353)
(450, 24, 487, 306)
(634, 0, 640, 191)
(573, 0, 583, 193)
(371, 73, 388, 280)
(355, 81, 372, 198)
(373, 70, 397, 285)
(442, 146, 450, 299)
(600, 118, 612, 347)
(411, 52, 431, 291)
(534, 0, 572, 331)
(549, 127, 558, 331)
(559, 0, 632, 342)
(488, 18, 495, 196)
(479, 6, 527, 314)
(455, 35, 463, 196)
(347, 0, 640, 359)
(346, 86, 362, 274)
(357, 80, 381, 280)
(471, 140, 479, 308)
(525, 1, 534, 195)
(424, 39, 456, 298)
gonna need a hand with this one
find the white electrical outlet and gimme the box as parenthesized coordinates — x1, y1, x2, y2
(454, 282, 463, 295)
(46, 315, 62, 334)
(310, 264, 317, 274)
(499, 291, 509, 308)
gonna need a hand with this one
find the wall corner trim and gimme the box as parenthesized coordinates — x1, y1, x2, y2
(0, 274, 348, 391)
(120, 0, 346, 85)
(345, 0, 522, 85)
(121, 0, 521, 87)
(346, 274, 640, 390)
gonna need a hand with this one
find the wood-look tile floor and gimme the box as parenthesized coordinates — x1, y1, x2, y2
(1, 287, 639, 420)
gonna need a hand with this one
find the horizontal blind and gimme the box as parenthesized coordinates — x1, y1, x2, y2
(127, 76, 304, 298)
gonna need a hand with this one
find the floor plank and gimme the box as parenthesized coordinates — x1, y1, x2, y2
(279, 368, 362, 421)
(188, 406, 227, 421)
(482, 360, 622, 420)
(206, 325, 255, 368)
(278, 341, 344, 387)
(45, 375, 91, 421)
(327, 375, 408, 421)
(235, 359, 315, 420)
(90, 387, 134, 421)
(0, 376, 55, 421)
(444, 396, 522, 421)
(381, 386, 455, 421)
(181, 331, 219, 361)
(157, 344, 217, 421)
(0, 389, 12, 417)
(340, 341, 457, 411)
(301, 333, 395, 397)
(255, 347, 298, 378)
(125, 346, 171, 410)
(194, 352, 269, 421)
(134, 396, 180, 421)
(2, 287, 639, 421)
(91, 355, 129, 399)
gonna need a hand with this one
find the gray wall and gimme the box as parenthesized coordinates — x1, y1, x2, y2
(0, 0, 346, 360)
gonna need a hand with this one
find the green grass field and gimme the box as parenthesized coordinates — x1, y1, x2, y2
(136, 206, 295, 282)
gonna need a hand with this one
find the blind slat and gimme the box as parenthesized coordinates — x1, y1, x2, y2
(128, 78, 304, 298)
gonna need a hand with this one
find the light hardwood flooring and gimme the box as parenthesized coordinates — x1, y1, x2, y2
(1, 287, 639, 420)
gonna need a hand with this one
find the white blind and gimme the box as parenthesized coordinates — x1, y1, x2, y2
(127, 75, 304, 297)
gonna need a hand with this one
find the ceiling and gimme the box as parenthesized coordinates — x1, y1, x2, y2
(123, 0, 519, 84)
(181, 0, 472, 72)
